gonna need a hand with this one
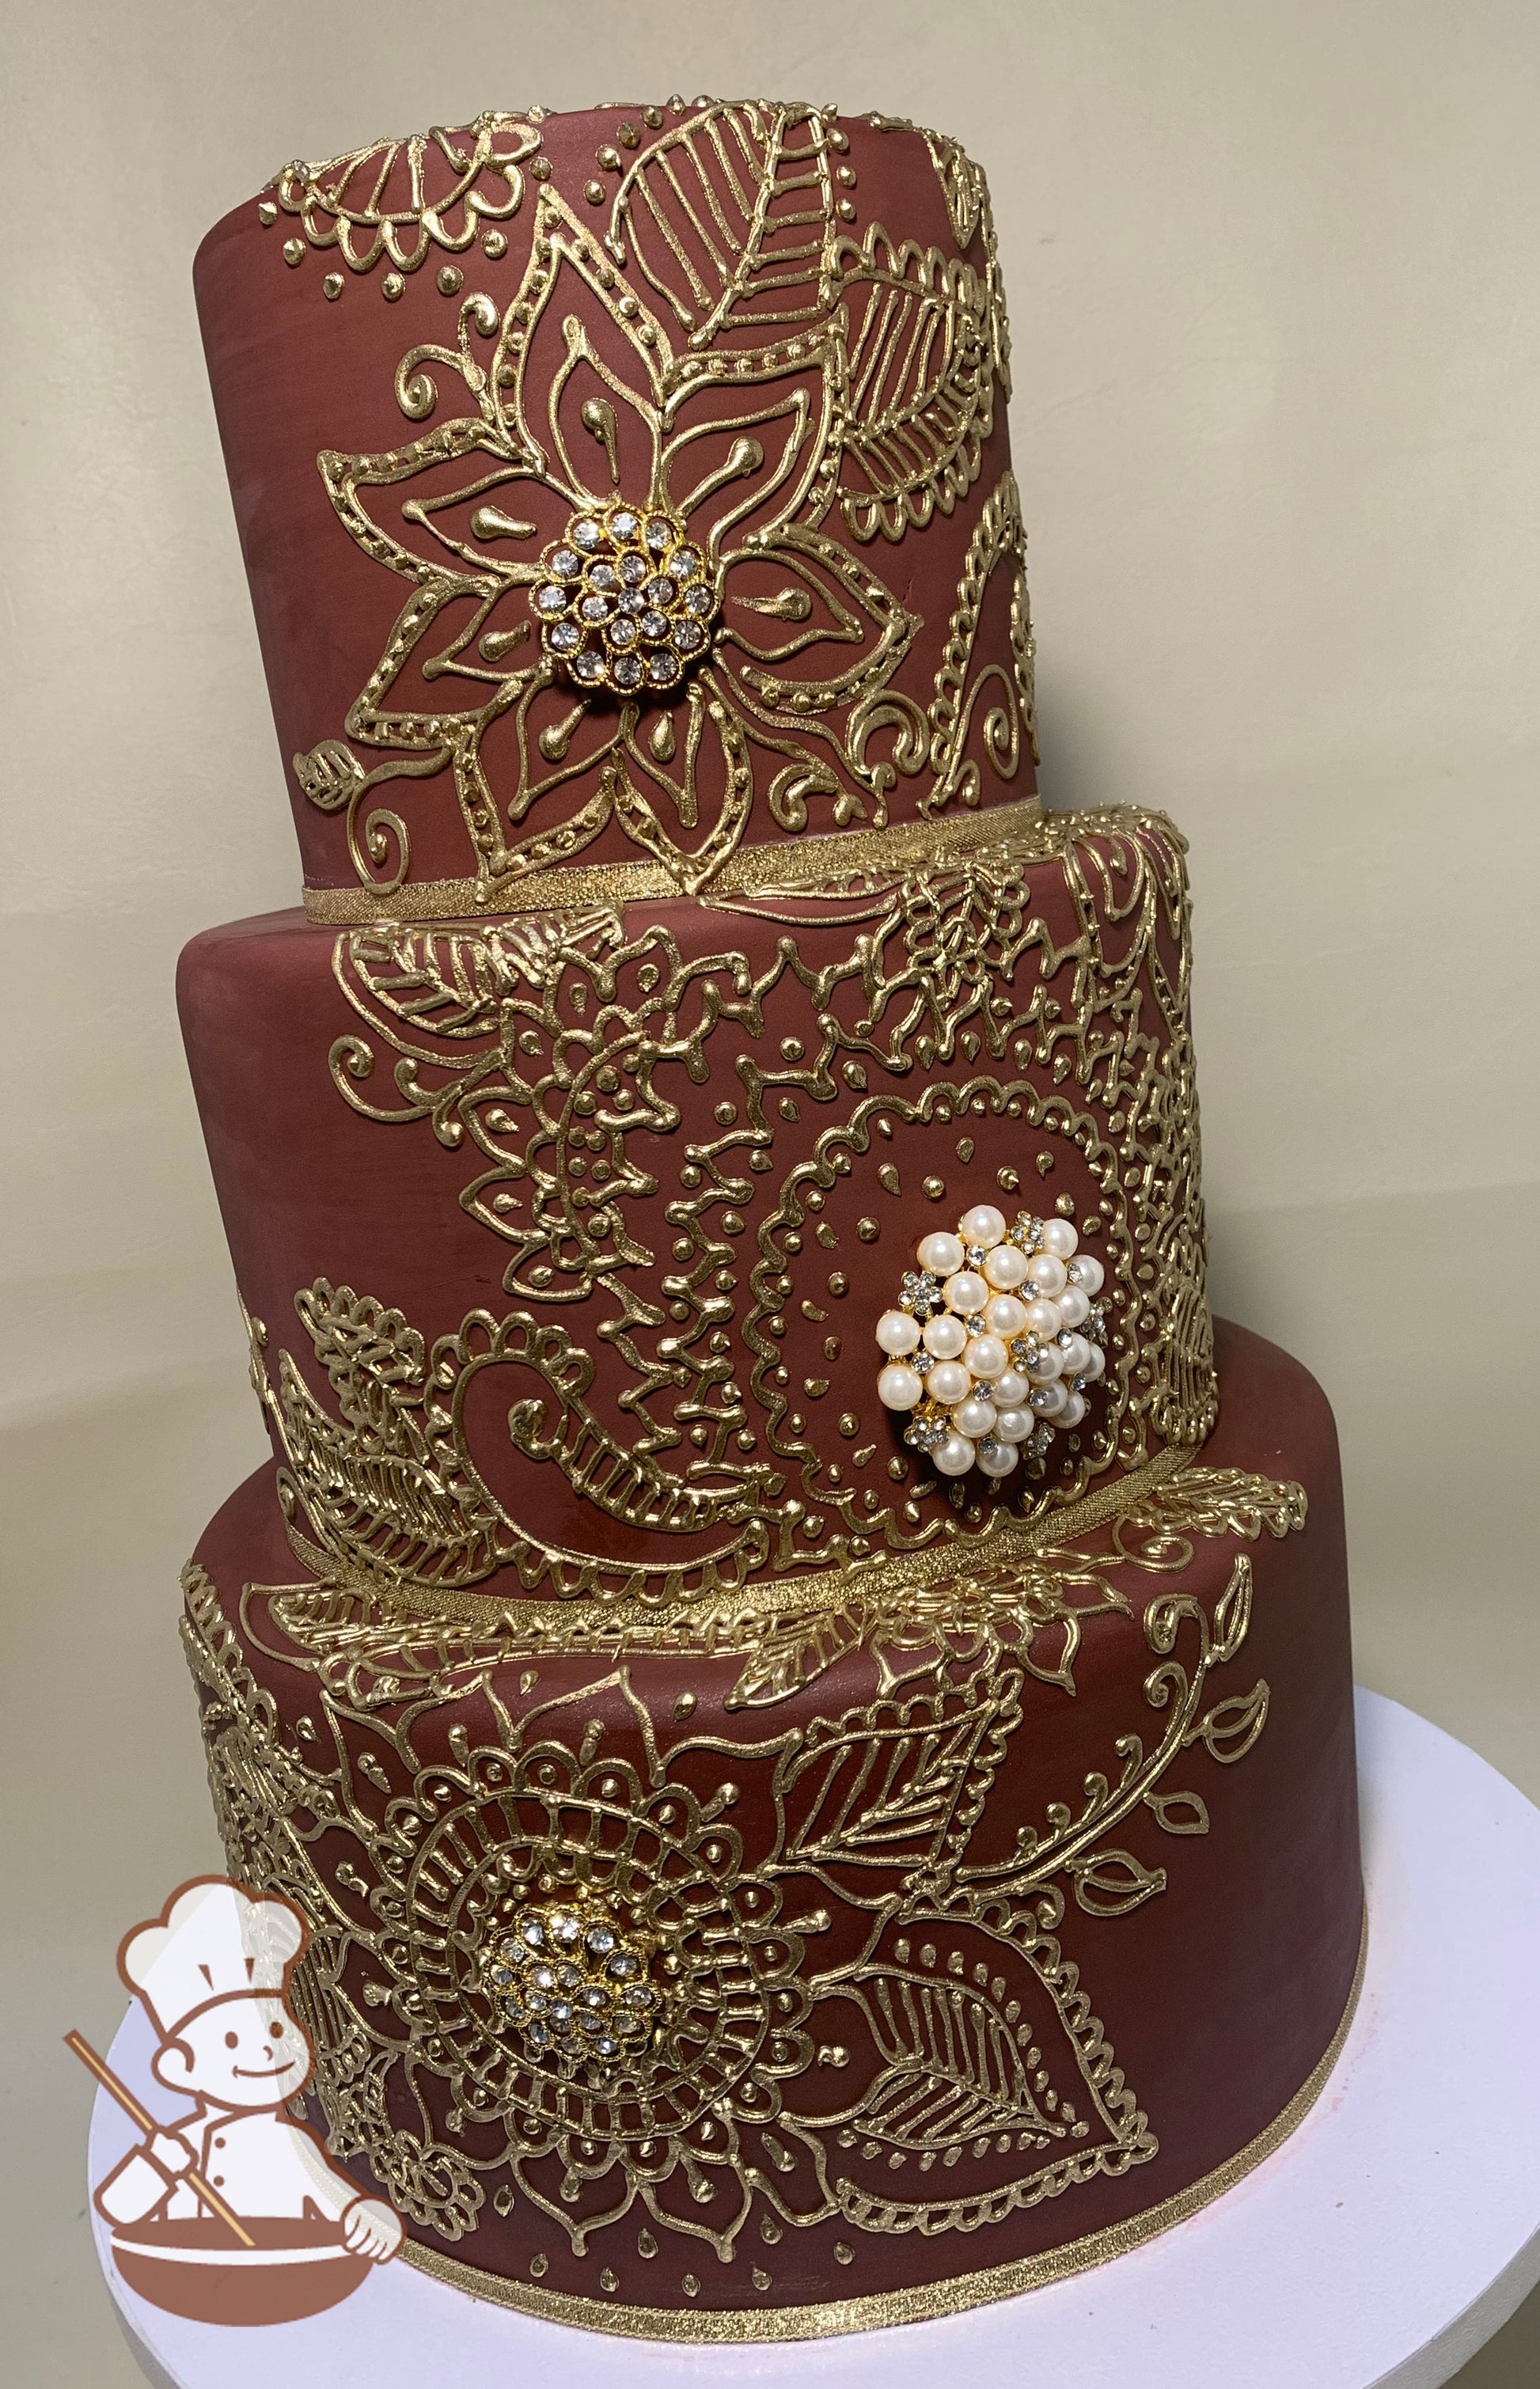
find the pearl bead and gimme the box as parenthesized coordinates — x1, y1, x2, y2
(877, 1363, 923, 1409)
(964, 1334, 1007, 1380)
(981, 1243, 1028, 1291)
(1056, 1284, 1091, 1328)
(1057, 1390, 1087, 1428)
(926, 1359, 971, 1405)
(922, 1312, 967, 1359)
(875, 1309, 920, 1355)
(958, 1204, 1007, 1249)
(975, 1438, 1018, 1477)
(992, 1369, 1030, 1405)
(1039, 1217, 1078, 1257)
(1058, 1333, 1092, 1377)
(984, 1294, 1027, 1339)
(943, 1270, 989, 1315)
(1024, 1252, 1068, 1297)
(1082, 1342, 1106, 1381)
(917, 1231, 965, 1277)
(1030, 1379, 1068, 1415)
(1022, 1298, 1063, 1338)
(933, 1433, 976, 1477)
(992, 1406, 1033, 1443)
(954, 1396, 998, 1439)
(1068, 1253, 1104, 1295)
(1027, 1343, 1064, 1382)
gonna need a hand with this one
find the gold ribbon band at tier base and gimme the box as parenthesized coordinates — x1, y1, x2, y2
(399, 1904, 1367, 2341)
(276, 1441, 1197, 1638)
(302, 798, 1046, 924)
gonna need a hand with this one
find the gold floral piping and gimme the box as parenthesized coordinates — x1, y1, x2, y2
(274, 103, 1030, 909)
(300, 796, 1044, 923)
(181, 1458, 1311, 2305)
(400, 1907, 1366, 2338)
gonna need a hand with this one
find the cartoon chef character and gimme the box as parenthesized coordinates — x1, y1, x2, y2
(94, 1877, 402, 2261)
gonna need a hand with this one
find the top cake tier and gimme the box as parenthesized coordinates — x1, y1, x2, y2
(194, 102, 1035, 919)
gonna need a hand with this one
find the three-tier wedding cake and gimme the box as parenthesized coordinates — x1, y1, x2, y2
(178, 99, 1363, 2337)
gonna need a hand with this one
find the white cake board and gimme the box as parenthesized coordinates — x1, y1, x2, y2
(89, 1689, 1540, 2389)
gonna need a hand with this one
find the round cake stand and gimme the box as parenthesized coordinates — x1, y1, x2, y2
(89, 1689, 1540, 2389)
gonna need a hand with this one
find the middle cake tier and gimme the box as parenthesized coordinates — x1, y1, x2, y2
(178, 807, 1216, 1615)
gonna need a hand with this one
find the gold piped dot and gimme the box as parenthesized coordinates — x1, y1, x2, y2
(322, 273, 343, 301)
(923, 1175, 946, 1200)
(530, 156, 552, 180)
(643, 106, 664, 127)
(838, 199, 857, 221)
(597, 143, 623, 170)
(837, 165, 857, 187)
(529, 2252, 548, 2278)
(584, 178, 605, 204)
(381, 271, 404, 301)
(437, 265, 463, 295)
(619, 121, 640, 147)
(282, 238, 304, 267)
(827, 1271, 848, 1295)
(997, 1165, 1021, 1192)
(256, 199, 278, 226)
(483, 229, 506, 258)
(834, 2241, 855, 2265)
(855, 1217, 879, 1242)
(1056, 1191, 1077, 1217)
(876, 1162, 901, 1195)
(837, 1412, 859, 1437)
(599, 2268, 618, 2292)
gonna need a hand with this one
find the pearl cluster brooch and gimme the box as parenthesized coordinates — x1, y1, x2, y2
(874, 1204, 1107, 1480)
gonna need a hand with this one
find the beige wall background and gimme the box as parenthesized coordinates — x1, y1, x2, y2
(2, 2, 1536, 2379)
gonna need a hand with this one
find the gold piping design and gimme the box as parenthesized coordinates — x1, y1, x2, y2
(396, 1906, 1367, 2339)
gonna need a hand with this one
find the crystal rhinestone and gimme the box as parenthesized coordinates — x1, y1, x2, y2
(644, 574, 675, 607)
(589, 561, 620, 591)
(572, 648, 604, 683)
(549, 618, 582, 653)
(580, 591, 613, 623)
(609, 509, 640, 541)
(647, 650, 681, 684)
(549, 1999, 572, 2024)
(672, 619, 705, 654)
(670, 545, 702, 582)
(586, 1924, 616, 1955)
(535, 583, 569, 614)
(639, 609, 669, 642)
(620, 551, 649, 586)
(596, 2035, 619, 2057)
(607, 614, 638, 648)
(520, 1918, 545, 1947)
(613, 653, 643, 688)
(531, 1962, 555, 1991)
(624, 1983, 654, 2008)
(528, 2020, 549, 2046)
(572, 518, 603, 551)
(619, 588, 646, 615)
(609, 1951, 637, 1978)
(550, 548, 582, 580)
(644, 516, 673, 553)
(685, 582, 715, 616)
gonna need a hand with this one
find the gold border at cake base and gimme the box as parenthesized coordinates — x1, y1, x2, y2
(400, 1905, 1368, 2342)
(302, 796, 1046, 923)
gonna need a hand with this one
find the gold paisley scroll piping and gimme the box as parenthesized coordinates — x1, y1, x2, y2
(271, 114, 544, 279)
(286, 812, 1214, 1601)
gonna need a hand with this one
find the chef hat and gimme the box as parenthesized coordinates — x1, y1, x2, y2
(119, 1878, 305, 2037)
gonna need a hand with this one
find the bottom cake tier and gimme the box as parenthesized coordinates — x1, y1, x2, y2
(180, 1318, 1362, 2338)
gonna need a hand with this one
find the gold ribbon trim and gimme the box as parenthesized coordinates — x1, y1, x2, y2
(302, 798, 1046, 924)
(400, 1906, 1367, 2341)
(275, 1442, 1196, 1641)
